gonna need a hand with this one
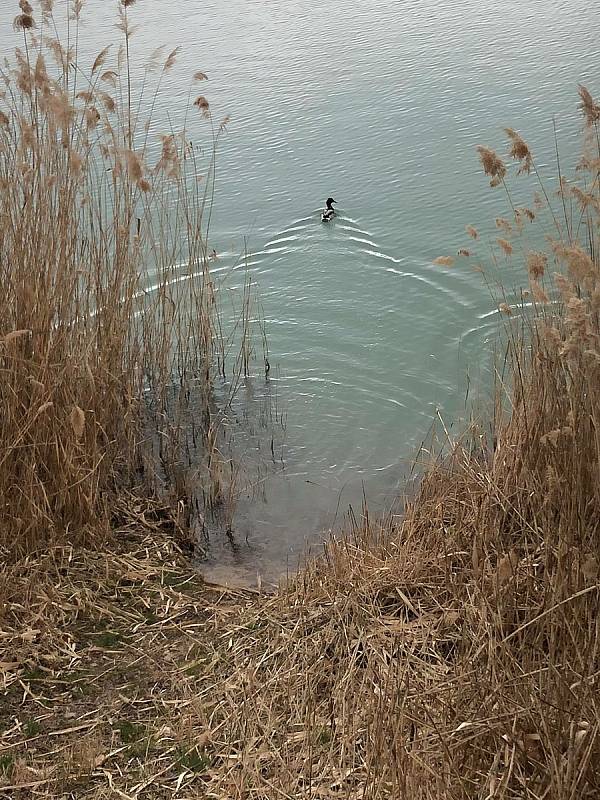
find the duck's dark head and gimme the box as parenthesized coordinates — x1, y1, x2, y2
(325, 197, 337, 209)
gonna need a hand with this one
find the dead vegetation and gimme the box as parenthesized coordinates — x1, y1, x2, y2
(1, 410, 598, 797)
(1, 3, 599, 799)
(0, 0, 264, 558)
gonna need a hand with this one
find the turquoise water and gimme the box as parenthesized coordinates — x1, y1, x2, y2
(2, 1, 598, 583)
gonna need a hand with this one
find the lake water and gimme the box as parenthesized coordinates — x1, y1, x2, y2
(2, 1, 598, 584)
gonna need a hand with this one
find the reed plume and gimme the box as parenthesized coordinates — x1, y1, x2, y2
(505, 126, 533, 174)
(0, 1, 263, 555)
(578, 84, 600, 126)
(476, 145, 507, 186)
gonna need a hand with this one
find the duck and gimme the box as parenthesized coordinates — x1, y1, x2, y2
(321, 197, 337, 223)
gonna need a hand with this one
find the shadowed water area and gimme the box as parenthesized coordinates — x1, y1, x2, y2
(2, 1, 598, 584)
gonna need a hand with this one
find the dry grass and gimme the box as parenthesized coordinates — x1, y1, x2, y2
(1, 6, 599, 799)
(1, 453, 597, 797)
(0, 496, 261, 799)
(0, 1, 262, 556)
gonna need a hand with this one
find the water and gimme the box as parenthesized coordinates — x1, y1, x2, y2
(2, 1, 598, 583)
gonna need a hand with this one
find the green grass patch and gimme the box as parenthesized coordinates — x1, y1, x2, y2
(127, 736, 155, 760)
(316, 727, 332, 746)
(184, 661, 206, 678)
(177, 744, 211, 773)
(0, 754, 13, 777)
(182, 643, 212, 677)
(117, 719, 146, 744)
(160, 570, 188, 588)
(94, 631, 123, 648)
(22, 666, 44, 683)
(23, 719, 41, 738)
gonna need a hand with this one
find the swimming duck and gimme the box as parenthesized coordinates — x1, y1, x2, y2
(321, 197, 337, 223)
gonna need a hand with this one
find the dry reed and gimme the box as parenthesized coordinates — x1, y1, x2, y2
(1, 9, 599, 799)
(0, 1, 262, 556)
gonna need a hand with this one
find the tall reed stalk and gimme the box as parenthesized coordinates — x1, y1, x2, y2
(0, 0, 259, 555)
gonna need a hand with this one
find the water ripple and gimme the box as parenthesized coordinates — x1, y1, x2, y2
(28, 0, 598, 579)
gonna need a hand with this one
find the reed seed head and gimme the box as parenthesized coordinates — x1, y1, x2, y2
(554, 272, 574, 301)
(33, 54, 50, 93)
(123, 148, 143, 182)
(553, 242, 595, 282)
(155, 134, 180, 179)
(194, 95, 210, 118)
(85, 106, 100, 129)
(164, 47, 180, 72)
(13, 14, 35, 31)
(69, 149, 83, 176)
(91, 46, 111, 76)
(565, 295, 590, 341)
(69, 406, 86, 441)
(99, 92, 116, 113)
(477, 145, 506, 186)
(100, 70, 118, 87)
(527, 251, 547, 280)
(578, 84, 600, 126)
(504, 127, 533, 174)
(71, 1, 84, 20)
(497, 238, 513, 256)
(530, 279, 549, 304)
(519, 207, 535, 222)
(45, 38, 68, 71)
(571, 185, 600, 214)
